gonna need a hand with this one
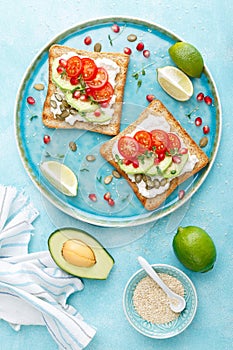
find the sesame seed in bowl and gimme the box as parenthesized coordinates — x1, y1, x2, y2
(122, 264, 197, 339)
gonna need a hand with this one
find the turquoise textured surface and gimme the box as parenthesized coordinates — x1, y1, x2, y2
(1, 1, 233, 350)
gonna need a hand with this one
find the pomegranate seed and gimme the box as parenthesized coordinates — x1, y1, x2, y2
(104, 192, 111, 201)
(89, 193, 97, 202)
(179, 147, 188, 154)
(100, 101, 109, 108)
(154, 158, 160, 165)
(70, 76, 79, 85)
(132, 160, 139, 168)
(195, 117, 202, 126)
(204, 95, 212, 105)
(43, 135, 51, 144)
(80, 94, 88, 101)
(136, 42, 144, 51)
(56, 66, 65, 74)
(158, 153, 165, 161)
(108, 198, 115, 206)
(86, 88, 92, 95)
(178, 190, 185, 200)
(196, 92, 204, 101)
(73, 90, 81, 99)
(123, 159, 132, 166)
(84, 36, 92, 45)
(172, 155, 181, 164)
(203, 125, 210, 134)
(124, 47, 132, 55)
(94, 109, 101, 117)
(143, 49, 150, 58)
(27, 96, 35, 105)
(111, 24, 120, 33)
(146, 94, 155, 103)
(59, 58, 67, 68)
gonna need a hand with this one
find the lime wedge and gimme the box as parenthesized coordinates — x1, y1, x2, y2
(40, 161, 78, 196)
(157, 66, 193, 101)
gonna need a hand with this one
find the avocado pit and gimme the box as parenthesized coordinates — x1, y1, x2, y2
(62, 239, 96, 267)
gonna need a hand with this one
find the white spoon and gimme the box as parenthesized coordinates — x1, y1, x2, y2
(138, 256, 186, 313)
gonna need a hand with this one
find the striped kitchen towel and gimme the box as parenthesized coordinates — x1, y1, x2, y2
(0, 185, 96, 349)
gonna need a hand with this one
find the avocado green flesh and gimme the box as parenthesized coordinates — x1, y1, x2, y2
(52, 58, 79, 90)
(48, 228, 114, 279)
(65, 92, 99, 113)
(145, 156, 172, 176)
(118, 157, 154, 175)
(84, 113, 112, 123)
(163, 153, 188, 179)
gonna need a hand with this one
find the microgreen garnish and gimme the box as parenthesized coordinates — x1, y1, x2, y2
(29, 115, 38, 121)
(97, 176, 102, 184)
(108, 25, 126, 46)
(44, 152, 64, 159)
(156, 166, 163, 177)
(185, 106, 199, 119)
(80, 168, 89, 172)
(115, 154, 123, 164)
(132, 62, 156, 91)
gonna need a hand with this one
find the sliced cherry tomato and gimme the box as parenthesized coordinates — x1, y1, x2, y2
(167, 133, 181, 151)
(81, 58, 98, 81)
(66, 56, 82, 77)
(91, 82, 114, 103)
(118, 136, 139, 160)
(151, 129, 169, 148)
(134, 130, 152, 150)
(87, 67, 108, 90)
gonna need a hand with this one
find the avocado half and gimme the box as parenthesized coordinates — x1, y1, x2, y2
(48, 227, 114, 280)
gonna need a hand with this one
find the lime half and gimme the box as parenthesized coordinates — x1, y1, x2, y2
(157, 66, 193, 101)
(40, 161, 78, 196)
(169, 42, 204, 78)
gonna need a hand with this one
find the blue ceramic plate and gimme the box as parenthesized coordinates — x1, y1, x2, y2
(123, 264, 197, 338)
(15, 16, 221, 227)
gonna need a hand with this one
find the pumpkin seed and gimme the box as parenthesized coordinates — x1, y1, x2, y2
(60, 104, 66, 112)
(154, 179, 160, 189)
(94, 43, 102, 52)
(146, 179, 155, 190)
(69, 141, 77, 152)
(112, 170, 121, 179)
(160, 178, 168, 187)
(33, 83, 44, 91)
(54, 93, 63, 102)
(62, 99, 70, 108)
(142, 174, 150, 182)
(60, 110, 70, 118)
(70, 108, 78, 115)
(50, 100, 57, 109)
(86, 155, 96, 162)
(199, 136, 208, 148)
(127, 34, 137, 42)
(135, 174, 143, 183)
(104, 175, 113, 185)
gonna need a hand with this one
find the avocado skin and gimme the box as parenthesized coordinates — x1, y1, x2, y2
(48, 227, 115, 279)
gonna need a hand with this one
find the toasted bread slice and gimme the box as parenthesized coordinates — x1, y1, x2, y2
(100, 99, 209, 211)
(42, 44, 129, 135)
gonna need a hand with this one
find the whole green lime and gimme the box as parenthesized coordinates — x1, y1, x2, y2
(173, 226, 216, 272)
(169, 42, 204, 78)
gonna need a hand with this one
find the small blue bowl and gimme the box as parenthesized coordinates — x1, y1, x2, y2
(123, 264, 197, 339)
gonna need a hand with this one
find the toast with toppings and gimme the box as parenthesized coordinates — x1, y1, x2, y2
(100, 99, 209, 211)
(42, 44, 130, 135)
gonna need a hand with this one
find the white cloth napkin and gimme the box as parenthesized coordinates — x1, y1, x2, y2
(0, 185, 96, 349)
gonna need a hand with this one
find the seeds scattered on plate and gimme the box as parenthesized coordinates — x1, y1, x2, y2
(104, 175, 113, 185)
(86, 155, 96, 162)
(33, 83, 45, 91)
